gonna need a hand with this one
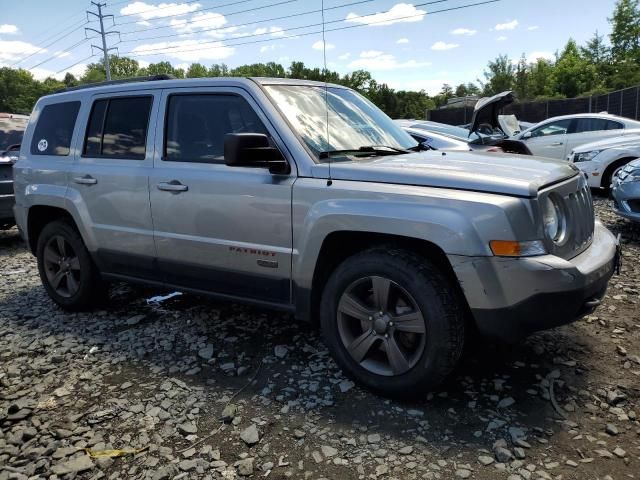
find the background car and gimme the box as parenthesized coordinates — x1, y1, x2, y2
(569, 134, 640, 189)
(402, 125, 504, 153)
(0, 113, 29, 229)
(611, 158, 640, 222)
(513, 113, 640, 160)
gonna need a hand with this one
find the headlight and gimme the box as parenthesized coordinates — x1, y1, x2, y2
(542, 195, 566, 243)
(624, 168, 640, 182)
(573, 150, 601, 163)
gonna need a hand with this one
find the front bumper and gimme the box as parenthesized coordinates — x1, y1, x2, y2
(450, 220, 618, 342)
(611, 177, 640, 222)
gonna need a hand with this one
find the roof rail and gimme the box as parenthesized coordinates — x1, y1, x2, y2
(53, 74, 176, 94)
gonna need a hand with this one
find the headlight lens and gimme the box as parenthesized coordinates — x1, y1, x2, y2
(573, 150, 600, 163)
(542, 195, 565, 242)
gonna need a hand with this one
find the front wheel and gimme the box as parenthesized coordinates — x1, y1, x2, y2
(36, 220, 106, 311)
(320, 248, 465, 398)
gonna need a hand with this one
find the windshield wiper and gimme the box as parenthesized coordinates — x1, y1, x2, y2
(319, 145, 410, 159)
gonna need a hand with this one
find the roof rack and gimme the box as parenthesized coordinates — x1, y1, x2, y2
(54, 74, 176, 94)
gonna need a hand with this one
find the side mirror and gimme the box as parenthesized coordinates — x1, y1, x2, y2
(522, 131, 532, 140)
(224, 133, 289, 174)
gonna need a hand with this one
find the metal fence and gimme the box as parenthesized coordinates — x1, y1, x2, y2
(427, 86, 640, 126)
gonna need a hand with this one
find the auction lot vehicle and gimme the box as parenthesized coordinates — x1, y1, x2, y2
(0, 113, 28, 228)
(13, 77, 620, 396)
(612, 158, 640, 222)
(513, 113, 640, 160)
(569, 134, 640, 189)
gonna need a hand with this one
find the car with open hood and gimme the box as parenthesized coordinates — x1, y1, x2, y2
(568, 134, 640, 189)
(12, 76, 619, 397)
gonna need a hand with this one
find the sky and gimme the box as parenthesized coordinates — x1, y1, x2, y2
(0, 0, 620, 95)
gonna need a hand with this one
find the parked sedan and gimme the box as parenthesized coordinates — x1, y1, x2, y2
(612, 159, 640, 222)
(513, 113, 640, 160)
(0, 113, 29, 229)
(568, 134, 640, 188)
(402, 126, 504, 153)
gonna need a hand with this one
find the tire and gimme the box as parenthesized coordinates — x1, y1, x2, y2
(320, 247, 465, 398)
(36, 220, 106, 311)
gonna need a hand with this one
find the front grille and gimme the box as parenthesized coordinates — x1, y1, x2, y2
(541, 175, 595, 259)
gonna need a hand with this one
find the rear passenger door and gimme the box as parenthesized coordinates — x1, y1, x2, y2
(68, 91, 159, 279)
(149, 88, 294, 305)
(565, 118, 624, 154)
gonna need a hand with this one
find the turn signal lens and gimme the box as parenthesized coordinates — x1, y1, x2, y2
(490, 240, 546, 257)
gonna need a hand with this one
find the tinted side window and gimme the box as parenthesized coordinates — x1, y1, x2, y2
(83, 97, 152, 159)
(574, 118, 609, 133)
(164, 94, 268, 163)
(31, 102, 81, 156)
(606, 120, 623, 130)
(531, 119, 572, 138)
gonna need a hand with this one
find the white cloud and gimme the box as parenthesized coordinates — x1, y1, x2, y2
(269, 26, 285, 37)
(260, 45, 276, 53)
(170, 12, 234, 38)
(53, 50, 71, 58)
(527, 51, 554, 63)
(346, 3, 426, 27)
(431, 41, 459, 51)
(495, 19, 519, 31)
(496, 36, 507, 41)
(451, 28, 476, 36)
(312, 40, 335, 51)
(528, 25, 539, 31)
(253, 27, 268, 35)
(30, 62, 88, 81)
(397, 38, 409, 44)
(338, 52, 351, 60)
(348, 50, 430, 70)
(0, 24, 19, 35)
(131, 39, 235, 61)
(0, 39, 42, 62)
(120, 1, 201, 20)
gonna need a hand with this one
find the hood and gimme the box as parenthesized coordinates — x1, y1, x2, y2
(312, 151, 578, 197)
(498, 114, 521, 136)
(572, 132, 640, 153)
(469, 91, 515, 136)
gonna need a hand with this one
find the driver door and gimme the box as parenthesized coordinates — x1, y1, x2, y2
(523, 119, 572, 159)
(149, 87, 295, 305)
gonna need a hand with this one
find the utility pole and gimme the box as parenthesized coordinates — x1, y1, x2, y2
(86, 2, 119, 81)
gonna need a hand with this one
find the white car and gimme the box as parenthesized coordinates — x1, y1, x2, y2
(513, 113, 640, 160)
(568, 135, 640, 188)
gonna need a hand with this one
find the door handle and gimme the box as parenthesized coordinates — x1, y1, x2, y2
(73, 175, 97, 185)
(550, 142, 564, 146)
(157, 180, 188, 192)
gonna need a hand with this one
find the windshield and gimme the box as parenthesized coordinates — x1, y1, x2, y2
(0, 117, 28, 153)
(264, 85, 417, 159)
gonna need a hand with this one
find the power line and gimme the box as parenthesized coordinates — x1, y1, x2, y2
(55, 54, 97, 75)
(25, 38, 89, 71)
(122, 0, 456, 57)
(119, 0, 375, 43)
(10, 19, 89, 67)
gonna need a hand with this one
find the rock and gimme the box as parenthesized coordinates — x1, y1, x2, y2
(605, 423, 619, 436)
(221, 403, 237, 423)
(178, 422, 197, 435)
(274, 345, 288, 358)
(321, 445, 338, 458)
(127, 314, 145, 325)
(498, 397, 516, 408)
(494, 447, 514, 463)
(53, 386, 71, 397)
(240, 424, 260, 446)
(513, 447, 526, 459)
(338, 380, 355, 393)
(179, 459, 197, 471)
(293, 429, 306, 439)
(566, 460, 578, 467)
(51, 455, 95, 475)
(367, 433, 381, 444)
(198, 344, 214, 360)
(456, 469, 472, 479)
(236, 458, 254, 476)
(375, 464, 389, 477)
(398, 446, 414, 455)
(613, 447, 626, 458)
(478, 455, 494, 466)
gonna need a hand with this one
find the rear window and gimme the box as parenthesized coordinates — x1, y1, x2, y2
(30, 102, 81, 156)
(83, 96, 152, 159)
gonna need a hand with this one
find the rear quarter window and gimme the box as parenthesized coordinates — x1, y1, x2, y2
(30, 101, 81, 156)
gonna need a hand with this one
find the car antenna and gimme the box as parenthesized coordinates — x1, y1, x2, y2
(321, 0, 332, 187)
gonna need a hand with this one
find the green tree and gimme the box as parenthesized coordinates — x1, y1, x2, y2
(0, 67, 40, 113)
(609, 0, 640, 61)
(186, 63, 209, 78)
(482, 54, 515, 95)
(553, 39, 597, 97)
(528, 58, 556, 98)
(513, 54, 530, 99)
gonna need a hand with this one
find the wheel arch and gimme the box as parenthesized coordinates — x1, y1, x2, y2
(602, 156, 638, 188)
(27, 205, 79, 255)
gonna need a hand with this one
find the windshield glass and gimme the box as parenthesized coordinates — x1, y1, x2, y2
(0, 116, 28, 153)
(264, 85, 417, 159)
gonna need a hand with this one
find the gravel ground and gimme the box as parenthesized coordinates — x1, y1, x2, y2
(1, 196, 639, 480)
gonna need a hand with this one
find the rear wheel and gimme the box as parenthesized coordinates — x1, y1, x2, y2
(320, 248, 465, 398)
(36, 220, 105, 310)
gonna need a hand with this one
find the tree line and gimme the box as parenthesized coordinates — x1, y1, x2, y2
(1, 0, 639, 118)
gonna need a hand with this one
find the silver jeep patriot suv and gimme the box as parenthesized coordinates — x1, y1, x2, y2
(13, 76, 619, 396)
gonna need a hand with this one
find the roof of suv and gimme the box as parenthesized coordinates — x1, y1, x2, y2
(47, 76, 347, 99)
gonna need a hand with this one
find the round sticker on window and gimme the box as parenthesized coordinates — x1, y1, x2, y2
(37, 139, 48, 152)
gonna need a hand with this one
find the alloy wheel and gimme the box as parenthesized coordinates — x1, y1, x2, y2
(336, 276, 426, 376)
(43, 235, 81, 298)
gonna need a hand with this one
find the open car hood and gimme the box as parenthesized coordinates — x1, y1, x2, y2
(469, 91, 515, 136)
